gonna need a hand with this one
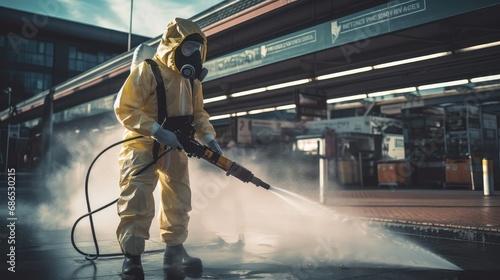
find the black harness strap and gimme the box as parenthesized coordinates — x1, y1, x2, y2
(145, 59, 167, 163)
(190, 78, 195, 94)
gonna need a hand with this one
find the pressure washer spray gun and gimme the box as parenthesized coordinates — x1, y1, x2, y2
(174, 128, 271, 190)
(70, 122, 270, 261)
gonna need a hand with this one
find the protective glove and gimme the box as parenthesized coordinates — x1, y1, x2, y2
(208, 140, 223, 154)
(153, 127, 184, 151)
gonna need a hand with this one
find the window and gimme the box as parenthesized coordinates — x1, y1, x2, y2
(10, 70, 52, 96)
(5, 38, 54, 67)
(68, 46, 117, 71)
(395, 138, 404, 148)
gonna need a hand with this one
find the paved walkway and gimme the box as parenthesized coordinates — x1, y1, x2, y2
(325, 189, 500, 242)
(2, 178, 500, 279)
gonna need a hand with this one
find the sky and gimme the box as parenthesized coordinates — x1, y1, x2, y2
(0, 0, 225, 37)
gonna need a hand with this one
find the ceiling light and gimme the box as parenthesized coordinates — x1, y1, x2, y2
(418, 79, 469, 90)
(204, 95, 227, 104)
(470, 74, 500, 83)
(230, 87, 266, 97)
(327, 94, 367, 103)
(266, 79, 311, 91)
(210, 114, 231, 120)
(236, 112, 248, 116)
(276, 104, 296, 110)
(367, 87, 417, 97)
(248, 107, 276, 115)
(373, 52, 451, 69)
(457, 41, 500, 52)
(316, 66, 373, 80)
(331, 101, 364, 109)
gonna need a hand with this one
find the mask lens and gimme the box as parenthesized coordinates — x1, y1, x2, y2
(181, 41, 204, 57)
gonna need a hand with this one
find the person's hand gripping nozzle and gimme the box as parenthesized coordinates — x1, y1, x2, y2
(174, 130, 271, 190)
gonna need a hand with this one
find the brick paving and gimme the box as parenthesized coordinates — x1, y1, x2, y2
(325, 189, 500, 233)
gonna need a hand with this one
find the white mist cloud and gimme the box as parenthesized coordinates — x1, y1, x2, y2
(185, 148, 462, 272)
(19, 127, 461, 272)
(32, 128, 124, 237)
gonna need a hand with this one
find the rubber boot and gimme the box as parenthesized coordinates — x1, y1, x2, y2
(163, 244, 202, 276)
(122, 253, 144, 280)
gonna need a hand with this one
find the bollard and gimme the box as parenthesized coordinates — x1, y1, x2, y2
(482, 158, 494, 196)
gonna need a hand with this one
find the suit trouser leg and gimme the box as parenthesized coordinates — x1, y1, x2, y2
(158, 150, 192, 246)
(116, 148, 159, 256)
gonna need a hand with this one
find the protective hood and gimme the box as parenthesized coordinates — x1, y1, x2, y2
(154, 18, 207, 72)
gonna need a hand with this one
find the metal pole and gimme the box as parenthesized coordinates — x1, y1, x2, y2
(5, 124, 10, 173)
(41, 90, 54, 174)
(128, 0, 133, 51)
(466, 106, 476, 191)
(359, 152, 364, 188)
(3, 87, 11, 112)
(319, 139, 327, 204)
(3, 88, 12, 173)
(482, 158, 494, 196)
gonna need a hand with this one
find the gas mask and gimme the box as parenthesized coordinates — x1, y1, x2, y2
(175, 38, 208, 82)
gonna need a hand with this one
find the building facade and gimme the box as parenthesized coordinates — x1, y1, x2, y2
(0, 7, 150, 112)
(0, 6, 150, 172)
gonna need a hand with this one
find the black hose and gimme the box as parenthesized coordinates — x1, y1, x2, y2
(70, 136, 171, 260)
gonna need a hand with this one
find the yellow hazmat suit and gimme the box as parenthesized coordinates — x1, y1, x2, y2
(114, 18, 216, 256)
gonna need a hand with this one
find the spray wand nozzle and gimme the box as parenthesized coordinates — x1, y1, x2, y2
(173, 130, 271, 190)
(225, 161, 271, 190)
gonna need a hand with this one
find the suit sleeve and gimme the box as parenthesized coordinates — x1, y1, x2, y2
(191, 80, 216, 143)
(114, 62, 157, 136)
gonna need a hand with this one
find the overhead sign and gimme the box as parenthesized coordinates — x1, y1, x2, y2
(305, 116, 402, 135)
(236, 118, 296, 144)
(295, 92, 327, 119)
(8, 124, 20, 139)
(331, 0, 426, 44)
(381, 103, 402, 115)
(203, 0, 500, 81)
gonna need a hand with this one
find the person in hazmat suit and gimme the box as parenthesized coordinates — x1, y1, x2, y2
(114, 17, 222, 278)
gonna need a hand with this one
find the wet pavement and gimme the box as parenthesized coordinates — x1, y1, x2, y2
(1, 175, 500, 279)
(326, 189, 500, 244)
(1, 222, 500, 280)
